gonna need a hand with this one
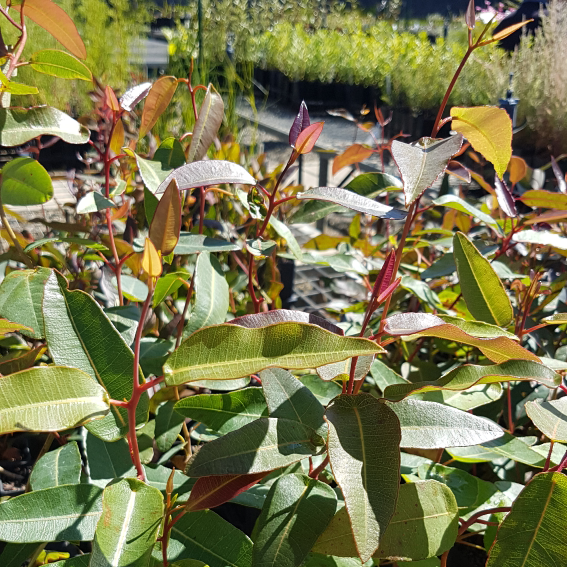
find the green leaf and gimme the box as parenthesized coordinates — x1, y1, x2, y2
(0, 484, 102, 542)
(154, 509, 252, 567)
(303, 555, 373, 567)
(260, 368, 327, 437)
(369, 359, 408, 393)
(130, 151, 173, 194)
(174, 388, 267, 434)
(154, 137, 186, 169)
(153, 271, 189, 308)
(388, 399, 504, 449)
(446, 432, 548, 467)
(0, 157, 53, 206)
(24, 236, 109, 252)
(183, 252, 229, 337)
(391, 135, 463, 206)
(526, 397, 567, 442)
(325, 393, 401, 562)
(30, 441, 82, 490)
(45, 557, 90, 567)
(252, 474, 338, 567)
(245, 238, 277, 257)
(416, 384, 503, 412)
(43, 271, 148, 442)
(487, 472, 567, 567)
(453, 232, 513, 326)
(186, 417, 325, 477)
(437, 316, 518, 339)
(314, 481, 458, 562)
(0, 71, 39, 95)
(0, 318, 32, 335)
(316, 355, 374, 383)
(384, 313, 537, 364)
(144, 464, 194, 503)
(165, 322, 383, 386)
(296, 187, 407, 220)
(268, 215, 303, 260)
(157, 160, 256, 194)
(155, 400, 186, 452)
(144, 188, 160, 227)
(30, 49, 92, 80)
(433, 195, 499, 229)
(0, 543, 40, 567)
(289, 172, 402, 224)
(0, 267, 50, 339)
(188, 84, 225, 162)
(300, 375, 342, 406)
(174, 233, 240, 255)
(75, 191, 115, 214)
(512, 229, 567, 251)
(0, 366, 109, 434)
(85, 432, 135, 487)
(0, 107, 89, 147)
(118, 275, 149, 302)
(90, 478, 163, 567)
(384, 360, 560, 401)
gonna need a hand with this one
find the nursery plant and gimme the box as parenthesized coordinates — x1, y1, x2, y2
(0, 1, 566, 567)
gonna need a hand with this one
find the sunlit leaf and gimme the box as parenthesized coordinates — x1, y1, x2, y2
(519, 189, 567, 209)
(0, 157, 53, 206)
(148, 178, 181, 256)
(140, 76, 178, 138)
(325, 393, 401, 562)
(120, 82, 152, 112)
(391, 135, 463, 206)
(526, 398, 567, 442)
(481, 19, 533, 45)
(295, 121, 324, 154)
(188, 83, 224, 162)
(433, 195, 498, 229)
(30, 49, 92, 80)
(551, 156, 567, 194)
(142, 237, 162, 277)
(231, 309, 344, 335)
(450, 106, 512, 178)
(487, 473, 567, 567)
(453, 232, 513, 326)
(512, 229, 567, 250)
(333, 144, 373, 175)
(164, 322, 383, 386)
(76, 191, 114, 214)
(14, 0, 86, 58)
(289, 100, 310, 146)
(508, 156, 527, 184)
(29, 442, 82, 490)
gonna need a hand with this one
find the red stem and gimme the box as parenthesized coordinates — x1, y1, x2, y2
(309, 456, 330, 479)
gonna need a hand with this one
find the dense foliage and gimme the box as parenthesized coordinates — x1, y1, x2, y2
(0, 2, 567, 567)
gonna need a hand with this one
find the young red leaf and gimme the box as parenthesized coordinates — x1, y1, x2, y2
(480, 19, 533, 46)
(289, 100, 311, 147)
(376, 277, 401, 305)
(551, 156, 567, 194)
(465, 0, 476, 29)
(149, 178, 181, 256)
(186, 472, 268, 511)
(494, 176, 518, 218)
(508, 156, 527, 185)
(105, 86, 120, 113)
(446, 160, 471, 183)
(14, 0, 86, 59)
(332, 144, 373, 175)
(139, 76, 178, 138)
(294, 121, 324, 155)
(371, 250, 396, 302)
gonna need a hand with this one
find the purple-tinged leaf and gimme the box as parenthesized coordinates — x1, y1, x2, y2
(446, 160, 471, 183)
(120, 82, 152, 112)
(391, 135, 463, 206)
(376, 277, 402, 304)
(230, 309, 344, 335)
(289, 100, 311, 147)
(465, 0, 476, 29)
(494, 175, 518, 217)
(296, 187, 407, 220)
(551, 156, 567, 194)
(371, 250, 396, 301)
(156, 160, 256, 193)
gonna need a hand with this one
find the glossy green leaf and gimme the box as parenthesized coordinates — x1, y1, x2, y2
(416, 383, 503, 411)
(45, 557, 90, 567)
(314, 481, 458, 561)
(174, 388, 267, 434)
(0, 157, 53, 206)
(0, 484, 102, 542)
(24, 236, 109, 252)
(453, 232, 513, 326)
(433, 194, 499, 229)
(253, 474, 337, 567)
(188, 83, 225, 162)
(542, 313, 567, 324)
(30, 441, 82, 490)
(525, 397, 567, 442)
(391, 135, 463, 206)
(369, 359, 408, 392)
(0, 366, 109, 434)
(260, 368, 327, 437)
(131, 151, 174, 194)
(296, 187, 407, 220)
(85, 432, 135, 487)
(316, 354, 374, 383)
(437, 316, 518, 339)
(156, 160, 256, 194)
(118, 275, 149, 302)
(90, 478, 163, 567)
(446, 432, 548, 467)
(76, 191, 115, 214)
(165, 322, 383, 386)
(184, 251, 229, 337)
(0, 70, 39, 95)
(487, 473, 567, 567)
(289, 172, 402, 224)
(43, 271, 148, 442)
(30, 49, 92, 80)
(0, 107, 90, 146)
(153, 271, 189, 308)
(0, 318, 32, 335)
(303, 555, 372, 567)
(384, 313, 538, 363)
(155, 400, 186, 452)
(144, 465, 194, 504)
(154, 509, 252, 567)
(325, 393, 401, 562)
(154, 137, 186, 169)
(512, 229, 567, 251)
(174, 233, 240, 255)
(384, 360, 560, 401)
(186, 417, 324, 477)
(245, 238, 277, 257)
(388, 399, 504, 449)
(0, 267, 50, 339)
(268, 215, 302, 260)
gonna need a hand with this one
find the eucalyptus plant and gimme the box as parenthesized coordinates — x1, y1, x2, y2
(0, 2, 566, 567)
